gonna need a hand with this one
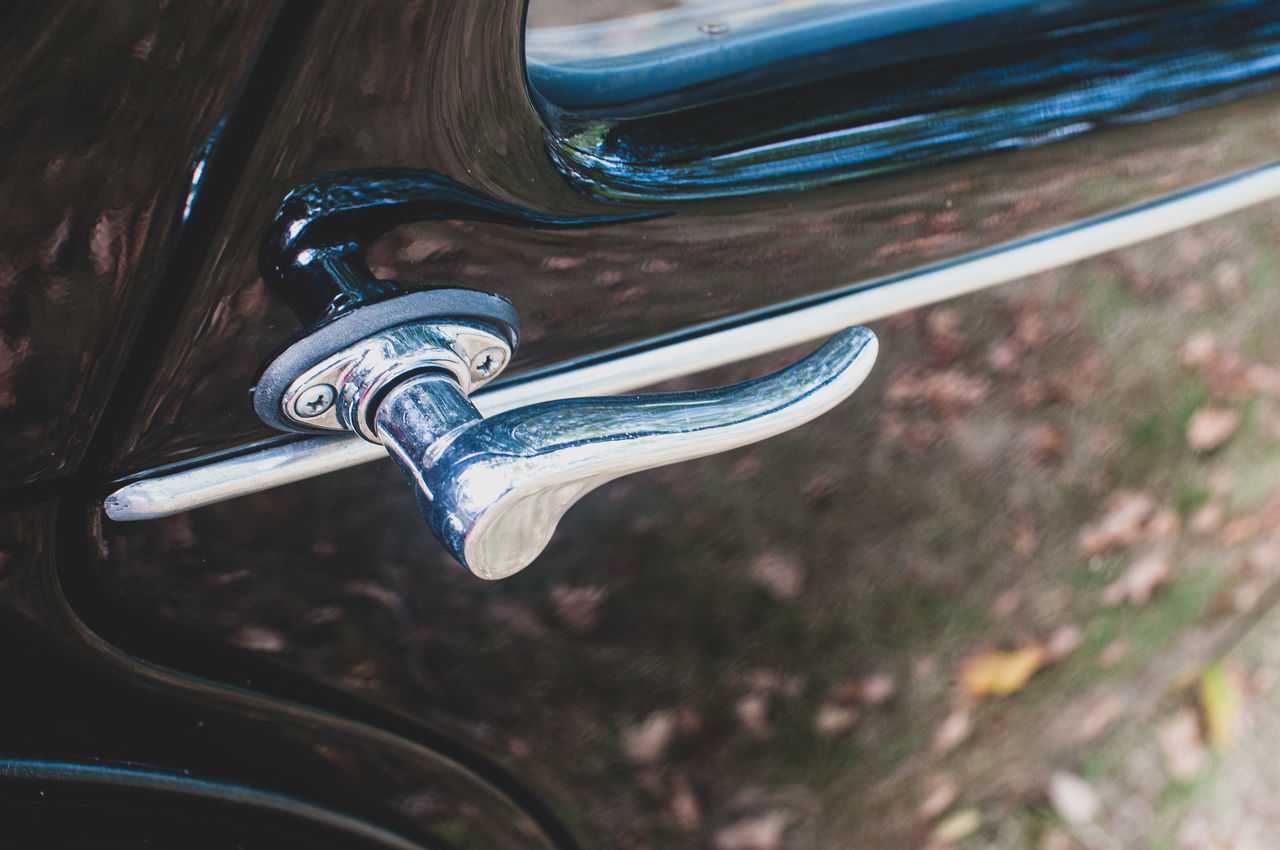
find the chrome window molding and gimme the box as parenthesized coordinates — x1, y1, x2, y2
(104, 160, 1280, 522)
(528, 1, 1280, 201)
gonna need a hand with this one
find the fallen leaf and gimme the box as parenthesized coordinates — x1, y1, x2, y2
(1009, 518, 1038, 558)
(914, 655, 939, 681)
(858, 673, 897, 706)
(483, 601, 547, 637)
(1077, 491, 1157, 557)
(880, 413, 942, 451)
(1146, 507, 1181, 539)
(1044, 625, 1083, 664)
(610, 284, 649, 306)
(341, 659, 387, 694)
(1246, 540, 1280, 572)
(799, 471, 841, 505)
(1189, 502, 1225, 535)
(925, 370, 990, 418)
(1038, 826, 1082, 850)
(1048, 771, 1100, 826)
(932, 707, 973, 754)
(303, 605, 343, 627)
(1206, 349, 1254, 400)
(1013, 378, 1053, 410)
(828, 674, 896, 707)
(714, 811, 789, 850)
(1029, 424, 1068, 464)
(1178, 233, 1208, 267)
(1213, 260, 1246, 301)
(1158, 708, 1208, 781)
(926, 308, 966, 366)
(1098, 640, 1128, 668)
(1179, 330, 1217, 369)
(683, 509, 709, 531)
(640, 258, 677, 273)
(1247, 362, 1280, 396)
(986, 339, 1023, 375)
(885, 367, 990, 419)
(541, 255, 586, 270)
(666, 772, 701, 830)
(1198, 661, 1243, 752)
(1068, 349, 1109, 397)
(1220, 514, 1264, 546)
(158, 514, 197, 548)
(1209, 467, 1236, 495)
(988, 588, 1018, 622)
(550, 585, 607, 633)
(731, 669, 804, 698)
(231, 625, 286, 653)
(872, 231, 961, 263)
(918, 773, 960, 820)
(1224, 579, 1265, 613)
(736, 694, 773, 740)
(1180, 282, 1209, 312)
(884, 367, 925, 407)
(813, 702, 859, 738)
(960, 646, 1046, 699)
(343, 580, 402, 611)
(623, 711, 678, 765)
(928, 808, 981, 847)
(989, 589, 1022, 621)
(1076, 694, 1127, 742)
(1015, 305, 1049, 347)
(1186, 407, 1240, 452)
(1101, 553, 1171, 607)
(749, 551, 805, 601)
(729, 451, 763, 481)
(673, 706, 703, 738)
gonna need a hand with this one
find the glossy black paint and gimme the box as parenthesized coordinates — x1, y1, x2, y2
(0, 759, 425, 849)
(0, 502, 566, 848)
(106, 0, 1280, 476)
(0, 2, 279, 489)
(261, 168, 658, 327)
(0, 4, 572, 844)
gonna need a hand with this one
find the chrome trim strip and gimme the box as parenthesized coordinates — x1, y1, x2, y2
(105, 161, 1280, 521)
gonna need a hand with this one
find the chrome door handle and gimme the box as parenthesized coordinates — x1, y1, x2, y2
(374, 326, 876, 578)
(250, 168, 877, 578)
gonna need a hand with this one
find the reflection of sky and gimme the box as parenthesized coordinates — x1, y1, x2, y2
(182, 111, 226, 224)
(529, 0, 1021, 59)
(534, 1, 1280, 201)
(527, 0, 1052, 103)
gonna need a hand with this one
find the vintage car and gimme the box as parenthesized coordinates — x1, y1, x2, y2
(5, 0, 1280, 846)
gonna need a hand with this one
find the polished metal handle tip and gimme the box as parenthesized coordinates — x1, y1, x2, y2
(374, 326, 877, 579)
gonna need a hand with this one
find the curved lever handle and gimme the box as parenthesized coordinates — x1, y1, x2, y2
(374, 326, 877, 579)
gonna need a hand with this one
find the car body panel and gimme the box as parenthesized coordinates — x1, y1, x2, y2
(0, 501, 565, 848)
(0, 2, 279, 489)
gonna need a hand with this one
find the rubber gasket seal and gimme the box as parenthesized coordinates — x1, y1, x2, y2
(253, 289, 519, 434)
